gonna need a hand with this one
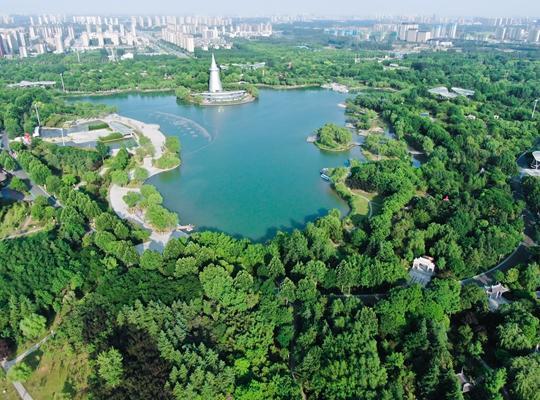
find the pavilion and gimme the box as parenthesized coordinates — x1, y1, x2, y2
(485, 283, 510, 311)
(409, 256, 436, 287)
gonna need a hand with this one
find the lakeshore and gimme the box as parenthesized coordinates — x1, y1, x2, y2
(102, 114, 187, 251)
(80, 89, 360, 241)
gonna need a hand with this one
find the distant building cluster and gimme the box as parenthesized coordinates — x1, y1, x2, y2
(160, 17, 272, 53)
(0, 14, 145, 58)
(0, 14, 273, 58)
(323, 16, 540, 45)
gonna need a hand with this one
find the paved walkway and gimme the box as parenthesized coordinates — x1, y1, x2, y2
(334, 146, 539, 301)
(2, 131, 57, 206)
(1, 333, 54, 400)
(104, 114, 186, 252)
(461, 243, 531, 286)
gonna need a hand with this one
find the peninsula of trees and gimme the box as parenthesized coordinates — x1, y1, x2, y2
(314, 123, 353, 151)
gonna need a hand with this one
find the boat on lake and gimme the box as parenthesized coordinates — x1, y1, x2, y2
(320, 174, 331, 181)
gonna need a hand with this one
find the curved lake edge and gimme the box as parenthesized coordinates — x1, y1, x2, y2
(101, 114, 187, 251)
(62, 82, 355, 98)
(77, 89, 360, 241)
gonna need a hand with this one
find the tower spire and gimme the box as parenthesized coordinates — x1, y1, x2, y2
(208, 53, 223, 93)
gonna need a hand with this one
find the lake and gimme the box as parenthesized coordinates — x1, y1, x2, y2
(80, 89, 364, 241)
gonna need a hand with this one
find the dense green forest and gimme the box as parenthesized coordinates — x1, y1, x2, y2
(0, 42, 539, 399)
(0, 41, 403, 95)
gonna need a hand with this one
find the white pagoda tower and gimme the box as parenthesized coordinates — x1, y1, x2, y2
(198, 53, 250, 105)
(208, 54, 223, 93)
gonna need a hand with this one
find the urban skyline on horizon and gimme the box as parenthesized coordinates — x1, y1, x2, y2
(2, 0, 540, 19)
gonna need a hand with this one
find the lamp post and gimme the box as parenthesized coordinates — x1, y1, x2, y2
(533, 98, 539, 119)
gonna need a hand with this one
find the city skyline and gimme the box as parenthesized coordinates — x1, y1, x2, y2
(2, 0, 540, 18)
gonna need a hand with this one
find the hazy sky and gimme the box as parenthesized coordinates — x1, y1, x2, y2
(3, 0, 540, 18)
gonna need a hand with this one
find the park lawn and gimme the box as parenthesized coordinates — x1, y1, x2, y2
(329, 168, 381, 220)
(361, 147, 391, 162)
(349, 191, 370, 216)
(335, 182, 372, 217)
(0, 378, 21, 400)
(24, 346, 89, 400)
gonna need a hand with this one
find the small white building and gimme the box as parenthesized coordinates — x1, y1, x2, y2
(409, 256, 436, 286)
(456, 369, 474, 393)
(485, 283, 509, 299)
(485, 283, 510, 311)
(531, 151, 540, 170)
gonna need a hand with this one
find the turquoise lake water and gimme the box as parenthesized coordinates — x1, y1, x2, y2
(81, 89, 365, 241)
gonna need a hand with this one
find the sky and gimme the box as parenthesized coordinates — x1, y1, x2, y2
(3, 0, 540, 18)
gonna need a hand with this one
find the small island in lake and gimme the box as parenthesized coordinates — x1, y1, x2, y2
(313, 123, 354, 152)
(177, 54, 255, 106)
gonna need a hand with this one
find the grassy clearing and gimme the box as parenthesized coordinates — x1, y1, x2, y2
(24, 345, 89, 400)
(0, 203, 48, 240)
(361, 147, 391, 162)
(0, 378, 20, 400)
(328, 167, 382, 222)
(334, 181, 372, 217)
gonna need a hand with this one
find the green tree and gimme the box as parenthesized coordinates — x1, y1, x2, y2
(123, 191, 142, 208)
(140, 249, 163, 270)
(133, 167, 149, 182)
(478, 368, 507, 400)
(7, 362, 32, 382)
(164, 136, 181, 154)
(508, 354, 540, 400)
(8, 176, 28, 193)
(97, 348, 124, 388)
(19, 313, 46, 340)
(111, 170, 129, 186)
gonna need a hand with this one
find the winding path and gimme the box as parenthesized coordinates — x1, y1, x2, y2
(1, 131, 57, 206)
(104, 114, 187, 252)
(1, 332, 54, 400)
(335, 146, 538, 301)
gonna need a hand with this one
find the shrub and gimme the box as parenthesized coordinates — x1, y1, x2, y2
(98, 132, 124, 142)
(111, 170, 129, 186)
(153, 153, 180, 169)
(7, 362, 32, 382)
(88, 122, 109, 131)
(9, 176, 28, 193)
(123, 191, 142, 208)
